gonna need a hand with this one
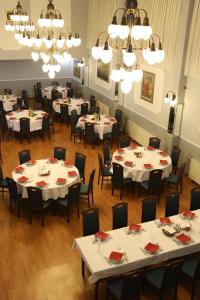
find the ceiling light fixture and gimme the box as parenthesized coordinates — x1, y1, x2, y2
(164, 91, 177, 106)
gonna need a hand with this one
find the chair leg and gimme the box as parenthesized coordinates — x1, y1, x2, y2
(29, 212, 32, 224)
(91, 191, 94, 204)
(41, 212, 44, 226)
(10, 198, 12, 213)
(82, 259, 85, 277)
(17, 202, 20, 218)
(191, 280, 196, 300)
(101, 176, 103, 189)
(98, 173, 100, 184)
(112, 182, 114, 196)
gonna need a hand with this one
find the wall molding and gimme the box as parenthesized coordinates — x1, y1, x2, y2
(0, 77, 71, 82)
(180, 136, 200, 149)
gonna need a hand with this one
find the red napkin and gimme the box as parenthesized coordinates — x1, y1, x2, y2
(68, 171, 77, 177)
(117, 148, 124, 154)
(129, 224, 141, 232)
(36, 181, 46, 188)
(124, 161, 133, 167)
(18, 176, 29, 183)
(95, 231, 109, 241)
(109, 251, 124, 262)
(36, 117, 43, 120)
(80, 119, 86, 123)
(56, 178, 66, 185)
(104, 122, 110, 125)
(64, 161, 73, 167)
(159, 151, 168, 157)
(129, 144, 137, 149)
(144, 163, 153, 169)
(114, 155, 123, 161)
(160, 160, 168, 165)
(48, 157, 58, 163)
(27, 160, 36, 165)
(15, 166, 24, 173)
(144, 242, 159, 253)
(183, 211, 195, 219)
(6, 112, 13, 116)
(147, 146, 155, 151)
(176, 233, 191, 244)
(159, 217, 171, 225)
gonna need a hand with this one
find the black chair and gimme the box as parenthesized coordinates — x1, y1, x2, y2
(75, 152, 86, 183)
(120, 137, 130, 148)
(66, 82, 72, 88)
(36, 82, 41, 89)
(112, 163, 132, 200)
(165, 162, 186, 193)
(51, 89, 60, 100)
(70, 109, 83, 143)
(89, 95, 96, 107)
(54, 147, 66, 160)
(115, 109, 122, 123)
(141, 197, 156, 223)
(80, 169, 96, 207)
(106, 270, 142, 300)
(0, 100, 4, 112)
(119, 117, 127, 136)
(21, 90, 29, 109)
(190, 187, 200, 211)
(171, 146, 181, 174)
(27, 187, 52, 226)
(44, 96, 53, 114)
(17, 97, 23, 109)
(34, 85, 38, 102)
(4, 88, 12, 95)
(103, 142, 111, 166)
(84, 122, 99, 148)
(19, 117, 31, 143)
(67, 88, 74, 98)
(139, 169, 163, 202)
(112, 202, 128, 230)
(6, 177, 23, 217)
(103, 122, 120, 148)
(90, 106, 100, 114)
(182, 256, 200, 300)
(60, 104, 70, 125)
(144, 259, 183, 300)
(41, 115, 50, 141)
(35, 102, 43, 110)
(0, 165, 8, 196)
(98, 153, 112, 189)
(0, 135, 2, 163)
(57, 182, 81, 222)
(81, 103, 89, 116)
(0, 113, 12, 140)
(18, 149, 31, 165)
(165, 192, 179, 217)
(149, 137, 161, 149)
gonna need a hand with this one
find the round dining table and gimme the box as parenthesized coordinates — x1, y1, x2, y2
(42, 86, 68, 99)
(53, 98, 90, 115)
(12, 159, 80, 201)
(0, 95, 17, 111)
(111, 145, 172, 182)
(76, 114, 116, 140)
(6, 109, 46, 132)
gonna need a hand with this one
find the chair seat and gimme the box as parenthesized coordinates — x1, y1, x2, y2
(43, 199, 52, 209)
(145, 267, 165, 289)
(75, 127, 83, 134)
(57, 198, 68, 207)
(0, 179, 8, 188)
(103, 132, 112, 139)
(182, 258, 200, 278)
(80, 183, 89, 195)
(165, 174, 178, 184)
(140, 180, 149, 190)
(103, 167, 112, 176)
(107, 278, 123, 299)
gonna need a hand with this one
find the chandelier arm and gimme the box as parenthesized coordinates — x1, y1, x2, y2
(136, 8, 148, 18)
(113, 7, 127, 16)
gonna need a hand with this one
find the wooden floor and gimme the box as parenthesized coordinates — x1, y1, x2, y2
(0, 120, 199, 300)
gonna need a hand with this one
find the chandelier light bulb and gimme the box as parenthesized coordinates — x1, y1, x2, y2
(73, 35, 81, 47)
(66, 38, 73, 48)
(92, 46, 102, 60)
(21, 15, 29, 22)
(42, 54, 50, 64)
(131, 25, 144, 40)
(110, 69, 122, 82)
(121, 81, 132, 94)
(56, 37, 65, 49)
(42, 64, 49, 73)
(155, 49, 165, 63)
(101, 41, 112, 64)
(132, 69, 143, 82)
(118, 25, 129, 40)
(14, 32, 22, 40)
(54, 64, 61, 72)
(31, 51, 39, 62)
(34, 35, 42, 48)
(108, 24, 119, 38)
(63, 52, 72, 62)
(123, 47, 136, 67)
(164, 96, 170, 104)
(142, 25, 153, 40)
(48, 70, 55, 79)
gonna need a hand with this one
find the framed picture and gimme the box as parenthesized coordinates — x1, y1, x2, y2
(73, 60, 81, 78)
(97, 60, 110, 82)
(141, 71, 155, 103)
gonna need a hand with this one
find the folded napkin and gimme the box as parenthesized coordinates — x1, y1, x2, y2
(124, 161, 133, 167)
(160, 160, 168, 165)
(36, 180, 47, 188)
(109, 251, 124, 263)
(114, 155, 124, 161)
(95, 231, 109, 241)
(117, 148, 124, 154)
(26, 160, 36, 165)
(147, 146, 155, 151)
(80, 119, 86, 123)
(18, 176, 29, 183)
(56, 178, 66, 185)
(159, 151, 168, 157)
(176, 233, 191, 244)
(144, 163, 153, 169)
(183, 211, 195, 219)
(129, 224, 141, 232)
(48, 157, 58, 163)
(159, 217, 171, 225)
(144, 242, 159, 253)
(68, 171, 77, 177)
(64, 161, 73, 167)
(15, 166, 24, 173)
(104, 122, 111, 125)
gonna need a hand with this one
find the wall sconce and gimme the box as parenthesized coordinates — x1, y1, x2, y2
(78, 58, 85, 68)
(164, 91, 177, 106)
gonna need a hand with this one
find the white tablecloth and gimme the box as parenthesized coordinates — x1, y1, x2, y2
(76, 115, 116, 140)
(73, 209, 200, 284)
(111, 146, 172, 182)
(12, 159, 80, 201)
(0, 95, 17, 111)
(6, 109, 46, 132)
(42, 86, 68, 99)
(53, 98, 90, 115)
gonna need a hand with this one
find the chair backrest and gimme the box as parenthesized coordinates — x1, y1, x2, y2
(22, 90, 28, 99)
(18, 149, 31, 164)
(161, 259, 183, 292)
(19, 118, 30, 133)
(149, 137, 161, 149)
(51, 89, 60, 100)
(141, 197, 156, 223)
(115, 109, 122, 122)
(165, 192, 179, 217)
(112, 202, 128, 229)
(103, 142, 110, 164)
(27, 187, 43, 210)
(82, 207, 99, 236)
(70, 109, 78, 127)
(98, 153, 104, 175)
(36, 82, 41, 89)
(178, 162, 186, 183)
(120, 271, 142, 300)
(111, 122, 120, 138)
(66, 82, 72, 88)
(85, 122, 95, 138)
(88, 169, 96, 193)
(171, 146, 181, 169)
(90, 106, 100, 114)
(17, 98, 23, 109)
(0, 101, 4, 111)
(6, 177, 20, 201)
(0, 113, 9, 132)
(4, 88, 12, 95)
(67, 88, 74, 98)
(75, 152, 86, 175)
(148, 169, 163, 194)
(68, 182, 81, 206)
(0, 164, 4, 182)
(190, 187, 200, 211)
(42, 115, 50, 130)
(81, 103, 88, 116)
(120, 137, 130, 148)
(90, 95, 96, 107)
(60, 104, 69, 117)
(34, 85, 38, 100)
(54, 147, 66, 160)
(112, 162, 124, 186)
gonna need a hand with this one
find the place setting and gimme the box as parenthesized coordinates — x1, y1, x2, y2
(140, 241, 163, 256)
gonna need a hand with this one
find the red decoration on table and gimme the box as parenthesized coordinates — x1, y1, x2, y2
(104, 122, 111, 125)
(56, 178, 66, 185)
(68, 171, 77, 177)
(160, 160, 168, 165)
(15, 166, 24, 173)
(144, 242, 159, 253)
(95, 231, 109, 241)
(6, 112, 13, 116)
(183, 211, 195, 219)
(18, 176, 29, 183)
(36, 117, 43, 120)
(64, 161, 73, 167)
(117, 148, 124, 154)
(36, 181, 47, 188)
(159, 151, 168, 157)
(129, 224, 141, 232)
(109, 251, 124, 262)
(124, 161, 133, 167)
(48, 157, 58, 163)
(176, 233, 191, 244)
(129, 144, 137, 149)
(147, 146, 155, 151)
(9, 117, 16, 120)
(114, 155, 124, 161)
(80, 119, 86, 123)
(144, 163, 153, 169)
(159, 217, 171, 225)
(27, 160, 36, 165)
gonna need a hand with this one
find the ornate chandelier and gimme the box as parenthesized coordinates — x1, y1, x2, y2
(91, 0, 165, 94)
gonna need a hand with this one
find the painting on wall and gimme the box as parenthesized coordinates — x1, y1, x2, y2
(73, 60, 81, 78)
(97, 60, 110, 82)
(141, 71, 155, 103)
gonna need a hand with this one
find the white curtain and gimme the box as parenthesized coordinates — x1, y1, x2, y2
(184, 0, 200, 79)
(87, 0, 182, 71)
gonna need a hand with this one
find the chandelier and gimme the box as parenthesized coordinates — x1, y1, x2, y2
(5, 0, 35, 41)
(91, 0, 165, 94)
(164, 91, 177, 106)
